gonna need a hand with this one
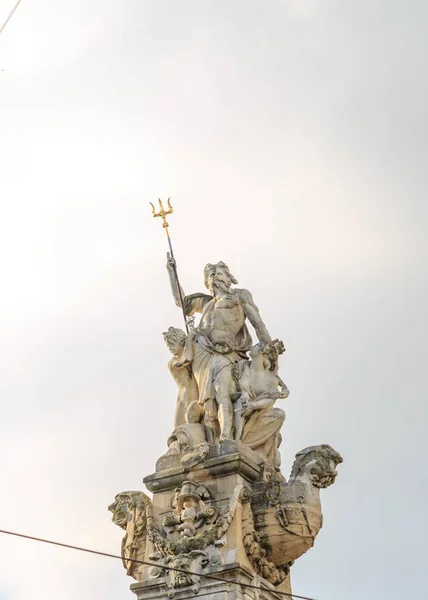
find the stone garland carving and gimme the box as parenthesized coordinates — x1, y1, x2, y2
(144, 482, 247, 597)
(147, 481, 245, 559)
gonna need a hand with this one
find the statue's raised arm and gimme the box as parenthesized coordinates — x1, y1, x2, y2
(166, 253, 212, 315)
(166, 253, 184, 308)
(238, 288, 272, 344)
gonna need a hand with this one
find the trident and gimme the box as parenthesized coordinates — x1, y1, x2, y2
(150, 199, 190, 333)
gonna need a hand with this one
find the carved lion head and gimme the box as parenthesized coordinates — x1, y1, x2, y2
(289, 444, 343, 488)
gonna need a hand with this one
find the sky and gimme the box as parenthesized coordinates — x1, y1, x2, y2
(0, 1, 427, 599)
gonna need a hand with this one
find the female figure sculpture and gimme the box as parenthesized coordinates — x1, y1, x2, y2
(236, 342, 289, 466)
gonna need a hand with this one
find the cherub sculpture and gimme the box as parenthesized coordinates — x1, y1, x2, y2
(163, 326, 199, 428)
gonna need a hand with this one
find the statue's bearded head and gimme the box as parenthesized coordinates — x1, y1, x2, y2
(204, 262, 238, 295)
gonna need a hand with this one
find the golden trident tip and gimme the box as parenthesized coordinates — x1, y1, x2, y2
(149, 198, 190, 332)
(150, 198, 173, 229)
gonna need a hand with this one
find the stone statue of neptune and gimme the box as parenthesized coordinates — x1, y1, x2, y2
(167, 256, 275, 442)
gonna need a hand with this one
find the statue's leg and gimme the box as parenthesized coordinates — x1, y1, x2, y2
(203, 399, 218, 444)
(174, 400, 186, 429)
(233, 397, 244, 440)
(214, 367, 234, 440)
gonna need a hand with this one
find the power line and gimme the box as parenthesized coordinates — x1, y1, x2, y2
(0, 0, 24, 37)
(0, 528, 318, 600)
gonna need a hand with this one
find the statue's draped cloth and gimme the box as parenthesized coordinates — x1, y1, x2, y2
(240, 408, 284, 464)
(185, 327, 251, 404)
(239, 362, 285, 464)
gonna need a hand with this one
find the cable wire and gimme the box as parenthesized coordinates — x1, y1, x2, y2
(0, 528, 318, 600)
(0, 0, 24, 37)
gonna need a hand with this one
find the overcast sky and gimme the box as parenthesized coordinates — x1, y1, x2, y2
(0, 1, 427, 599)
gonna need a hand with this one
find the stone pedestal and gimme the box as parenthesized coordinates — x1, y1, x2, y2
(131, 564, 290, 600)
(127, 442, 292, 599)
(109, 440, 341, 600)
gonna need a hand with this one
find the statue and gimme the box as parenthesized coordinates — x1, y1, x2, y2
(167, 257, 274, 441)
(163, 327, 199, 428)
(109, 201, 343, 600)
(108, 491, 151, 581)
(235, 341, 289, 466)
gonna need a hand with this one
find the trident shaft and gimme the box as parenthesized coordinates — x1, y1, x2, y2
(150, 199, 189, 333)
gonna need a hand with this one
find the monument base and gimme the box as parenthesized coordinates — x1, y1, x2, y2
(110, 442, 340, 600)
(131, 563, 292, 600)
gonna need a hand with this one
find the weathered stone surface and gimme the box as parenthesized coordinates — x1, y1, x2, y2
(166, 257, 286, 445)
(151, 441, 265, 488)
(109, 255, 343, 599)
(131, 564, 292, 600)
(163, 327, 199, 430)
(108, 491, 152, 581)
